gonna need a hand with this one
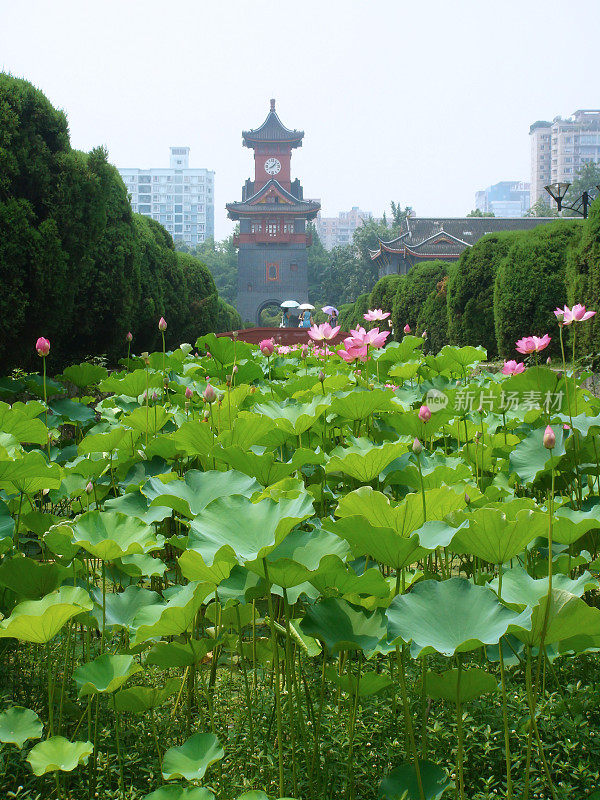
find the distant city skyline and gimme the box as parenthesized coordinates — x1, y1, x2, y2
(1, 0, 598, 239)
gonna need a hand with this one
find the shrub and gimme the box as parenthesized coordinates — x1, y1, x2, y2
(215, 299, 243, 332)
(338, 293, 370, 332)
(565, 197, 600, 361)
(417, 267, 455, 354)
(447, 232, 522, 358)
(369, 274, 403, 316)
(494, 221, 583, 358)
(391, 260, 448, 338)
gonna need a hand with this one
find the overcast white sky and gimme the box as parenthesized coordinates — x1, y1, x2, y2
(1, 0, 598, 238)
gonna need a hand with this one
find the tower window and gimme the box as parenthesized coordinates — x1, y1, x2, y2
(266, 263, 280, 281)
(290, 263, 298, 272)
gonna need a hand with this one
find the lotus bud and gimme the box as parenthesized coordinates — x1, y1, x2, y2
(184, 386, 193, 400)
(232, 364, 238, 374)
(151, 390, 159, 402)
(546, 356, 551, 365)
(412, 437, 423, 455)
(318, 370, 325, 383)
(403, 323, 411, 334)
(259, 338, 274, 356)
(85, 481, 93, 495)
(185, 401, 189, 412)
(163, 377, 169, 388)
(218, 393, 224, 404)
(418, 404, 432, 423)
(477, 404, 483, 414)
(36, 337, 50, 357)
(203, 383, 217, 404)
(226, 378, 231, 388)
(543, 425, 556, 450)
(125, 331, 133, 342)
(203, 409, 210, 420)
(232, 330, 238, 340)
(422, 330, 428, 339)
(158, 317, 167, 331)
(206, 351, 212, 359)
(300, 344, 309, 359)
(465, 493, 471, 505)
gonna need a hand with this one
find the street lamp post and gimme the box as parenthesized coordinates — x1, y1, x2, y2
(544, 182, 600, 219)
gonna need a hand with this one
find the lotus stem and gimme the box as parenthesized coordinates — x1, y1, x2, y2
(263, 559, 285, 797)
(235, 602, 255, 754)
(455, 655, 465, 800)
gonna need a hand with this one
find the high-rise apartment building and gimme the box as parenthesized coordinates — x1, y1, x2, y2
(315, 206, 377, 250)
(475, 181, 530, 217)
(118, 147, 214, 245)
(530, 110, 600, 207)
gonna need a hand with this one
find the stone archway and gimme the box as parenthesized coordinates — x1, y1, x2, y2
(255, 298, 283, 327)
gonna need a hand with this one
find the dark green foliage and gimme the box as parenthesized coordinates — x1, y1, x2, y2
(566, 196, 600, 359)
(494, 221, 583, 358)
(338, 294, 370, 332)
(215, 298, 242, 332)
(177, 235, 238, 307)
(391, 260, 449, 339)
(369, 274, 403, 316)
(0, 74, 230, 372)
(447, 232, 522, 357)
(416, 266, 455, 354)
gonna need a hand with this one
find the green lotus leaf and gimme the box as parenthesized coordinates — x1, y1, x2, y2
(70, 511, 164, 561)
(382, 453, 472, 490)
(118, 553, 168, 578)
(73, 653, 143, 697)
(326, 667, 394, 698)
(0, 452, 62, 495)
(449, 508, 547, 564)
(104, 490, 172, 525)
(325, 437, 409, 482)
(216, 565, 263, 605)
(49, 398, 96, 425)
(0, 402, 47, 445)
(78, 427, 129, 456)
(44, 524, 81, 559)
(161, 732, 224, 782)
(123, 405, 171, 435)
(300, 597, 386, 656)
(0, 586, 92, 643)
(509, 424, 565, 484)
(379, 759, 453, 800)
(489, 564, 599, 607)
(386, 578, 532, 656)
(0, 706, 43, 748)
(99, 369, 162, 398)
(249, 526, 350, 588)
(61, 362, 108, 388)
(0, 498, 14, 540)
(27, 736, 93, 776)
(196, 332, 253, 365)
(424, 668, 498, 702)
(146, 638, 217, 668)
(510, 588, 600, 647)
(213, 446, 298, 487)
(142, 786, 215, 800)
(130, 582, 211, 647)
(0, 556, 75, 600)
(327, 516, 425, 570)
(93, 585, 163, 632)
(181, 494, 314, 580)
(114, 678, 180, 712)
(170, 420, 215, 458)
(329, 389, 394, 421)
(439, 344, 487, 372)
(252, 397, 329, 436)
(308, 554, 391, 600)
(552, 506, 600, 545)
(142, 469, 259, 518)
(218, 411, 277, 450)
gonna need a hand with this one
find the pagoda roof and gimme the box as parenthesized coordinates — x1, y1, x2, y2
(242, 99, 304, 148)
(227, 178, 320, 220)
(369, 216, 559, 260)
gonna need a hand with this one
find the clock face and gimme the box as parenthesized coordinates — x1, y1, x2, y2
(264, 157, 281, 175)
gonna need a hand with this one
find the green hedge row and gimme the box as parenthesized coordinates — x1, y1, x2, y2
(0, 74, 230, 374)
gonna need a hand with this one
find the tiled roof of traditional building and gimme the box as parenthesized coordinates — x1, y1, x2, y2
(369, 217, 558, 259)
(242, 99, 304, 148)
(227, 178, 320, 220)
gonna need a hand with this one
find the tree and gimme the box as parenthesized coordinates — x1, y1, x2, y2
(494, 221, 582, 357)
(526, 198, 558, 218)
(391, 260, 449, 338)
(467, 209, 495, 217)
(563, 162, 600, 217)
(417, 269, 455, 354)
(306, 222, 332, 304)
(565, 196, 600, 360)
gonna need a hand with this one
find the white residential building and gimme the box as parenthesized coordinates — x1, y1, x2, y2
(315, 206, 377, 250)
(118, 147, 214, 245)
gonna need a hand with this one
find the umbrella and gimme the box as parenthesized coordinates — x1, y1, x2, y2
(322, 305, 339, 315)
(298, 303, 315, 310)
(280, 300, 300, 308)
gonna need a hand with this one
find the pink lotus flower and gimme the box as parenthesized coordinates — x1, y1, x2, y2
(403, 324, 411, 334)
(345, 326, 390, 350)
(554, 303, 596, 325)
(158, 317, 167, 331)
(543, 425, 556, 449)
(259, 338, 274, 356)
(502, 360, 525, 375)
(384, 383, 399, 390)
(277, 345, 292, 355)
(338, 345, 368, 363)
(364, 308, 390, 322)
(515, 334, 551, 354)
(203, 383, 217, 403)
(36, 337, 50, 357)
(418, 405, 432, 422)
(185, 386, 193, 399)
(308, 322, 341, 342)
(125, 331, 133, 342)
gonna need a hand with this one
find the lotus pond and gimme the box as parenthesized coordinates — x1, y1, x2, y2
(0, 330, 599, 800)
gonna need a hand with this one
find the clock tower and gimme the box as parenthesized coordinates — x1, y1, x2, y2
(227, 100, 320, 325)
